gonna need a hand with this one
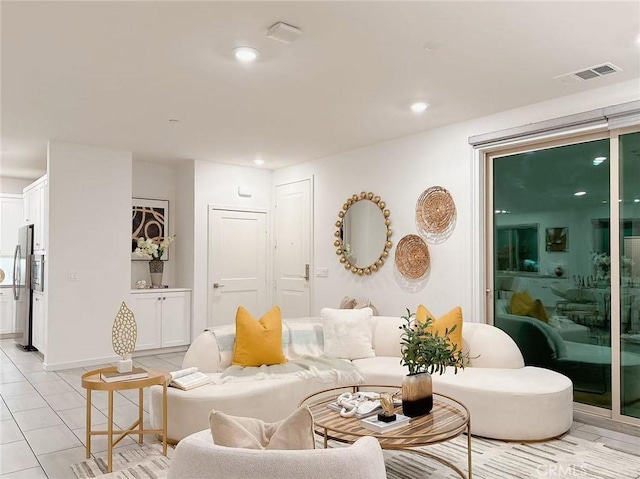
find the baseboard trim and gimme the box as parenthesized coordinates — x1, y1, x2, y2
(42, 345, 189, 371)
(43, 354, 122, 371)
(574, 410, 640, 437)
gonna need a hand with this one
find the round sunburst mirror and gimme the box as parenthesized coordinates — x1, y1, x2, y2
(334, 191, 392, 276)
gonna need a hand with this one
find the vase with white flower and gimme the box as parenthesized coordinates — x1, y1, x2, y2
(591, 252, 611, 286)
(135, 236, 175, 287)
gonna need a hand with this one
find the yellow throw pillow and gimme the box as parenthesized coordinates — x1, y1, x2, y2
(232, 306, 286, 367)
(526, 299, 549, 323)
(416, 305, 463, 353)
(510, 290, 534, 316)
(510, 291, 549, 323)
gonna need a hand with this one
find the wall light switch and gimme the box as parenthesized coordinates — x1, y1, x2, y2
(315, 267, 329, 278)
(69, 271, 80, 281)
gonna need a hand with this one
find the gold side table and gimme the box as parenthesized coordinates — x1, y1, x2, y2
(81, 367, 169, 472)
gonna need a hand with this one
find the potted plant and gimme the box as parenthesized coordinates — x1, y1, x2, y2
(399, 309, 466, 417)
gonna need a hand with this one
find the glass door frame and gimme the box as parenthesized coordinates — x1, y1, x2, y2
(476, 125, 640, 428)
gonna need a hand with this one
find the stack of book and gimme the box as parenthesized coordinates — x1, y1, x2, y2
(100, 367, 148, 383)
(360, 413, 411, 433)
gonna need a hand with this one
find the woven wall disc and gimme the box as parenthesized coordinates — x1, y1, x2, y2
(416, 186, 456, 244)
(395, 234, 430, 279)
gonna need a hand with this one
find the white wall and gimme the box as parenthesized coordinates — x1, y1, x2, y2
(0, 178, 31, 194)
(46, 141, 132, 369)
(131, 161, 179, 288)
(192, 161, 273, 333)
(274, 79, 640, 322)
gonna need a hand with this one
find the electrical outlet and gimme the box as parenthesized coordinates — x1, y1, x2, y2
(69, 271, 80, 281)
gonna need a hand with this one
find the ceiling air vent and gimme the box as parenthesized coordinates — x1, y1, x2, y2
(554, 62, 622, 84)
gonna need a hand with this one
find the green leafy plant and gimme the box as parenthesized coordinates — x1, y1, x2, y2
(399, 309, 467, 375)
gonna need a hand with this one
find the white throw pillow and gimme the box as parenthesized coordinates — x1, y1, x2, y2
(321, 307, 375, 360)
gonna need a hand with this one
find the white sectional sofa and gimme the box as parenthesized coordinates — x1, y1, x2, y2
(150, 316, 573, 442)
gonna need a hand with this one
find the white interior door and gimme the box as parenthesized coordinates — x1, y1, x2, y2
(275, 179, 312, 317)
(208, 208, 268, 327)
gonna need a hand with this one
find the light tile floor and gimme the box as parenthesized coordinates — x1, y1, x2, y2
(0, 339, 184, 478)
(1, 338, 640, 477)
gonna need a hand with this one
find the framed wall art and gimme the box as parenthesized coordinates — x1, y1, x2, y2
(131, 198, 169, 260)
(545, 227, 568, 252)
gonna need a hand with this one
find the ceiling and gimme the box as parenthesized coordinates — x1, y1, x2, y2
(1, 1, 639, 180)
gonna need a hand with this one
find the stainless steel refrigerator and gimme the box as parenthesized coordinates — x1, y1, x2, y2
(13, 224, 35, 350)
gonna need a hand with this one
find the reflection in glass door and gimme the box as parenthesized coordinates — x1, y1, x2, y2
(492, 138, 613, 409)
(619, 131, 640, 419)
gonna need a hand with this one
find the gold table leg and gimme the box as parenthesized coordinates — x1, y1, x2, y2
(467, 422, 473, 479)
(85, 389, 92, 458)
(162, 381, 167, 456)
(107, 390, 113, 473)
(138, 388, 144, 444)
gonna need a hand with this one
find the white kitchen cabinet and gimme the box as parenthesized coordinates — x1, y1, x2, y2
(0, 289, 15, 334)
(129, 289, 191, 351)
(0, 195, 23, 256)
(32, 291, 45, 353)
(23, 176, 47, 253)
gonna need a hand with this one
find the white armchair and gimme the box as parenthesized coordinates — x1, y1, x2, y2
(168, 430, 387, 479)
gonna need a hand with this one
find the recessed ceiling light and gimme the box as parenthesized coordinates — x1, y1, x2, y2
(574, 191, 587, 196)
(253, 159, 265, 166)
(233, 46, 260, 62)
(410, 102, 429, 113)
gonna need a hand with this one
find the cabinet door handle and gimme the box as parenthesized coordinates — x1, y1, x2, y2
(213, 283, 225, 289)
(157, 297, 162, 301)
(163, 297, 166, 300)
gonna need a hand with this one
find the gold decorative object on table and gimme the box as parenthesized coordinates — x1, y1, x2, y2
(335, 191, 392, 275)
(395, 234, 430, 279)
(416, 186, 456, 244)
(112, 302, 137, 373)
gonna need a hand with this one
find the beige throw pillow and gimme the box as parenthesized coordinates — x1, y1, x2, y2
(209, 406, 315, 450)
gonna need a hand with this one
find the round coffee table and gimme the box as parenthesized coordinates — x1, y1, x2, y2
(301, 385, 471, 478)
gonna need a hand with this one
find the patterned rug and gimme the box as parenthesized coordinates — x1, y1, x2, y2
(71, 433, 640, 478)
(71, 444, 173, 479)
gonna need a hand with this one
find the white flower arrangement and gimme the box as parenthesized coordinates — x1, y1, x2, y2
(591, 252, 611, 268)
(135, 235, 175, 260)
(621, 255, 635, 270)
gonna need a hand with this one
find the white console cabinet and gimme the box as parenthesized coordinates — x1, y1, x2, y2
(0, 195, 23, 256)
(32, 291, 46, 353)
(0, 289, 15, 334)
(130, 289, 191, 350)
(23, 175, 47, 253)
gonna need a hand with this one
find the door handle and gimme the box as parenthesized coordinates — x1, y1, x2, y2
(13, 245, 20, 300)
(213, 283, 226, 289)
(304, 264, 310, 281)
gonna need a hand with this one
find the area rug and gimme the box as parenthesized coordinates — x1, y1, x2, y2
(71, 444, 173, 479)
(71, 433, 640, 479)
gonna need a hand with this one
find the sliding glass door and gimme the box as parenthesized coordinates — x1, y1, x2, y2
(491, 137, 613, 410)
(619, 131, 640, 419)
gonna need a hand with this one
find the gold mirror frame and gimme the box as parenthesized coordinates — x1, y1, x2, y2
(334, 191, 392, 276)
